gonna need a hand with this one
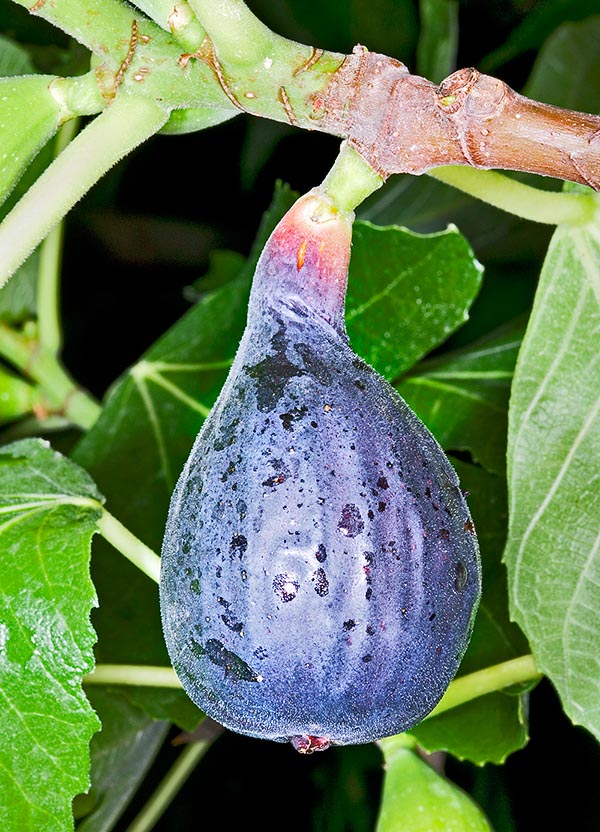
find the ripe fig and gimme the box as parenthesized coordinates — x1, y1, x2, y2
(160, 189, 481, 750)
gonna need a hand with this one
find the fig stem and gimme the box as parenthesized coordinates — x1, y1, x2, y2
(37, 119, 80, 355)
(96, 509, 162, 583)
(321, 142, 384, 213)
(429, 167, 599, 226)
(0, 95, 169, 289)
(426, 653, 542, 720)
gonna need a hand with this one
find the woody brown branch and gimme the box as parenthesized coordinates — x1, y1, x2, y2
(320, 46, 600, 189)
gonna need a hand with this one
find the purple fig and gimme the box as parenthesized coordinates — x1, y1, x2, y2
(160, 190, 480, 751)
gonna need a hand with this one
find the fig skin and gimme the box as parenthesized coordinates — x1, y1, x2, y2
(160, 190, 481, 748)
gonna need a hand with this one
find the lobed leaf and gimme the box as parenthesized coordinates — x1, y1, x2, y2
(504, 191, 600, 742)
(523, 14, 600, 114)
(0, 438, 103, 831)
(347, 221, 483, 381)
(397, 317, 525, 475)
(75, 689, 169, 832)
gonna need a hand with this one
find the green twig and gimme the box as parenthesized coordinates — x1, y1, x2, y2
(11, 0, 139, 63)
(0, 324, 101, 430)
(426, 654, 542, 720)
(0, 95, 169, 289)
(37, 119, 80, 354)
(96, 508, 162, 583)
(125, 736, 220, 832)
(84, 664, 180, 687)
(188, 0, 277, 65)
(429, 166, 598, 225)
(130, 0, 206, 51)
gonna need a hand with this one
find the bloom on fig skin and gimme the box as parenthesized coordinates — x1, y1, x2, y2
(160, 189, 481, 751)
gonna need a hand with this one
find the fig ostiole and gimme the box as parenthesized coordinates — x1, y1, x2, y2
(160, 188, 481, 752)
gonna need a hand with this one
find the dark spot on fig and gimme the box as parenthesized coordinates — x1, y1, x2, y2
(338, 504, 364, 537)
(362, 654, 373, 663)
(279, 412, 294, 431)
(343, 620, 356, 631)
(464, 518, 475, 534)
(367, 509, 374, 520)
(377, 476, 389, 490)
(262, 458, 290, 488)
(378, 501, 386, 512)
(310, 420, 318, 428)
(429, 613, 436, 621)
(230, 534, 247, 558)
(440, 528, 449, 541)
(246, 324, 306, 411)
(273, 573, 299, 602)
(294, 343, 332, 385)
(191, 638, 261, 682)
(455, 561, 468, 591)
(221, 613, 244, 633)
(365, 587, 373, 600)
(315, 543, 327, 563)
(366, 625, 375, 635)
(312, 567, 329, 597)
(213, 417, 240, 451)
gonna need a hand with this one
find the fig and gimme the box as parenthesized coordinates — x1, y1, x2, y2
(160, 189, 481, 750)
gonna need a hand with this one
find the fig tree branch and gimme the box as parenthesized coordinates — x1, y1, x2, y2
(15, 0, 600, 191)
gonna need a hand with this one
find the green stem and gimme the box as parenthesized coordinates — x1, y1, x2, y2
(429, 166, 598, 225)
(84, 664, 180, 687)
(321, 142, 384, 213)
(125, 738, 219, 832)
(130, 0, 206, 51)
(0, 95, 169, 289)
(426, 654, 542, 720)
(188, 0, 277, 65)
(37, 119, 80, 354)
(12, 0, 139, 63)
(97, 508, 162, 583)
(0, 324, 101, 429)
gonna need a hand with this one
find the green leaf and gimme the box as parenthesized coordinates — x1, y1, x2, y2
(504, 196, 600, 742)
(0, 75, 63, 209)
(72, 182, 299, 729)
(481, 1, 600, 73)
(376, 737, 492, 831)
(416, 0, 458, 84)
(0, 438, 103, 832)
(411, 461, 530, 764)
(397, 317, 525, 475)
(75, 689, 169, 832)
(0, 33, 35, 76)
(0, 248, 38, 323)
(523, 15, 600, 113)
(347, 222, 483, 381)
